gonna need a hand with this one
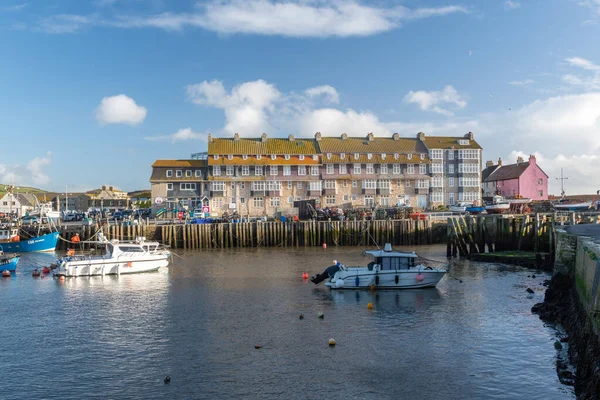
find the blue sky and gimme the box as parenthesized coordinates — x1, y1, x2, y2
(0, 0, 599, 195)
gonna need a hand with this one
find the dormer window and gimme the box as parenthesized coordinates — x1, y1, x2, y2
(327, 153, 332, 159)
(340, 153, 345, 159)
(420, 154, 425, 160)
(394, 153, 399, 160)
(257, 155, 262, 160)
(408, 154, 412, 160)
(367, 153, 372, 160)
(458, 139, 469, 145)
(285, 154, 290, 160)
(228, 155, 233, 160)
(242, 155, 248, 160)
(312, 155, 318, 161)
(271, 155, 276, 160)
(213, 155, 219, 160)
(299, 155, 305, 160)
(354, 153, 359, 160)
(381, 154, 386, 160)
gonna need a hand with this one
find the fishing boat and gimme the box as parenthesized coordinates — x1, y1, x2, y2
(506, 197, 532, 205)
(449, 202, 468, 214)
(311, 243, 447, 289)
(465, 205, 486, 214)
(554, 201, 592, 211)
(0, 226, 59, 252)
(485, 195, 511, 215)
(54, 234, 170, 277)
(0, 246, 20, 272)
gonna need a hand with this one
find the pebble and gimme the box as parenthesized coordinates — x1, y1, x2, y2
(164, 376, 171, 384)
(317, 312, 324, 319)
(299, 314, 304, 320)
(526, 288, 534, 294)
(328, 338, 336, 346)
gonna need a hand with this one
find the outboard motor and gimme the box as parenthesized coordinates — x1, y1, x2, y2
(311, 264, 340, 285)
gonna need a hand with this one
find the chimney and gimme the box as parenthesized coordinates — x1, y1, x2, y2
(261, 132, 268, 143)
(314, 132, 322, 141)
(498, 157, 502, 166)
(367, 132, 374, 141)
(392, 133, 399, 141)
(233, 132, 240, 141)
(417, 132, 425, 140)
(109, 186, 113, 191)
(486, 160, 493, 168)
(341, 132, 347, 140)
(529, 154, 537, 165)
(288, 134, 295, 142)
(102, 185, 106, 191)
(465, 132, 474, 140)
(516, 156, 524, 165)
(207, 133, 213, 143)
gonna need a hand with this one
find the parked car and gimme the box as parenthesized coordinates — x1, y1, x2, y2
(21, 216, 40, 226)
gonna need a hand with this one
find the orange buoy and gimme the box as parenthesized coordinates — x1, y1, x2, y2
(1, 270, 10, 277)
(67, 249, 75, 256)
(127, 262, 133, 267)
(71, 234, 80, 243)
(367, 302, 373, 310)
(59, 276, 65, 282)
(302, 272, 309, 279)
(11, 235, 20, 242)
(322, 243, 327, 249)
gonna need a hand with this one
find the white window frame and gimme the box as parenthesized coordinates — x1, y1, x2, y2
(226, 166, 234, 176)
(419, 164, 427, 175)
(407, 164, 414, 174)
(213, 166, 221, 176)
(366, 164, 374, 174)
(297, 165, 306, 176)
(270, 166, 278, 176)
(195, 170, 201, 178)
(166, 183, 173, 191)
(326, 164, 334, 175)
(392, 164, 401, 175)
(339, 164, 347, 174)
(380, 164, 388, 174)
(242, 166, 249, 176)
(299, 155, 305, 161)
(176, 170, 182, 178)
(283, 166, 291, 176)
(353, 163, 361, 174)
(310, 166, 319, 176)
(255, 166, 263, 176)
(166, 170, 173, 177)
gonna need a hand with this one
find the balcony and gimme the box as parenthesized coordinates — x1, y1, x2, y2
(307, 190, 322, 197)
(414, 188, 429, 195)
(250, 190, 265, 196)
(362, 188, 376, 195)
(210, 190, 224, 197)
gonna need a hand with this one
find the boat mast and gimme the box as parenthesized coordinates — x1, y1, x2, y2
(556, 168, 569, 199)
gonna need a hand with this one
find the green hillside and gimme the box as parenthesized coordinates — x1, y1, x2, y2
(0, 185, 50, 198)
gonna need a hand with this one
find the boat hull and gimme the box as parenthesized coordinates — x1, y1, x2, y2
(57, 255, 169, 277)
(0, 255, 19, 272)
(485, 205, 510, 214)
(465, 207, 485, 214)
(0, 232, 59, 253)
(554, 201, 592, 211)
(324, 268, 446, 290)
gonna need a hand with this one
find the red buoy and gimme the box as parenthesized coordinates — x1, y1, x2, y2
(1, 270, 10, 277)
(322, 243, 327, 249)
(42, 267, 50, 274)
(302, 272, 309, 279)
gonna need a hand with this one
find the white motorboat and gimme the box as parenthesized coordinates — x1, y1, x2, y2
(485, 195, 511, 214)
(450, 202, 470, 214)
(311, 243, 447, 289)
(54, 234, 170, 277)
(554, 201, 592, 211)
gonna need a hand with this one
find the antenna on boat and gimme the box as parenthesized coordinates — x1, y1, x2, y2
(556, 167, 568, 199)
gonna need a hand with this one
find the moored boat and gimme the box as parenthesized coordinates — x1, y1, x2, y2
(449, 202, 468, 214)
(311, 243, 447, 290)
(485, 195, 511, 215)
(0, 228, 59, 252)
(0, 247, 20, 272)
(465, 205, 486, 214)
(554, 201, 592, 211)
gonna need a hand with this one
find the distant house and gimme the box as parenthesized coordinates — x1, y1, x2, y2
(87, 185, 129, 211)
(0, 193, 39, 216)
(482, 155, 548, 200)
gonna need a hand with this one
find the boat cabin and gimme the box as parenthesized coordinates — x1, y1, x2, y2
(0, 228, 19, 242)
(365, 243, 417, 270)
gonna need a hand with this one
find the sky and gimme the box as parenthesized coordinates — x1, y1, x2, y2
(0, 0, 599, 196)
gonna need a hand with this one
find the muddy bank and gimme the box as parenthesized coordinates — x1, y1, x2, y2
(532, 274, 600, 398)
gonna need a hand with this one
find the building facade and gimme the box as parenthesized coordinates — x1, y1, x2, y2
(482, 155, 548, 200)
(149, 132, 483, 217)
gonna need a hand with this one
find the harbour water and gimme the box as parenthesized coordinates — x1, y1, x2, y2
(0, 246, 574, 399)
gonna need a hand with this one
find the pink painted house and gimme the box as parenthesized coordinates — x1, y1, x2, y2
(482, 155, 548, 200)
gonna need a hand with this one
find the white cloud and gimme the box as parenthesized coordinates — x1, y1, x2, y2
(566, 56, 600, 71)
(0, 153, 52, 188)
(39, 14, 92, 34)
(144, 127, 208, 142)
(298, 108, 389, 136)
(304, 85, 339, 104)
(579, 0, 600, 16)
(26, 152, 52, 185)
(95, 94, 147, 125)
(563, 57, 600, 90)
(1, 3, 28, 12)
(39, 1, 468, 37)
(508, 79, 534, 86)
(403, 85, 467, 116)
(504, 1, 520, 10)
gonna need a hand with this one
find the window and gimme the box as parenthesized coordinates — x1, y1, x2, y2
(394, 153, 399, 160)
(431, 177, 443, 187)
(448, 150, 455, 160)
(211, 182, 225, 191)
(324, 180, 336, 189)
(231, 182, 235, 190)
(166, 183, 173, 191)
(538, 178, 543, 185)
(421, 154, 425, 160)
(226, 166, 234, 176)
(429, 149, 443, 159)
(195, 170, 201, 178)
(431, 164, 443, 174)
(308, 181, 322, 191)
(257, 155, 262, 160)
(253, 197, 264, 208)
(326, 195, 336, 205)
(340, 153, 345, 159)
(381, 154, 387, 160)
(288, 196, 293, 204)
(367, 153, 372, 160)
(270, 166, 278, 176)
(251, 182, 265, 191)
(242, 166, 249, 176)
(213, 166, 221, 176)
(377, 180, 390, 189)
(379, 196, 390, 206)
(366, 164, 374, 174)
(180, 183, 196, 191)
(176, 170, 182, 177)
(327, 153, 332, 159)
(365, 195, 374, 206)
(458, 139, 469, 145)
(296, 197, 302, 201)
(228, 155, 233, 160)
(298, 165, 306, 176)
(271, 155, 276, 160)
(419, 164, 427, 174)
(415, 180, 428, 189)
(538, 190, 544, 197)
(343, 180, 347, 188)
(241, 182, 245, 189)
(380, 164, 388, 174)
(392, 164, 401, 175)
(458, 177, 479, 187)
(299, 155, 304, 160)
(270, 197, 280, 207)
(352, 180, 357, 188)
(407, 164, 414, 174)
(285, 154, 290, 160)
(213, 155, 219, 160)
(406, 180, 411, 187)
(166, 170, 173, 177)
(310, 166, 319, 176)
(312, 155, 318, 161)
(449, 192, 455, 205)
(353, 163, 361, 174)
(458, 163, 479, 173)
(408, 154, 412, 160)
(185, 170, 192, 177)
(241, 197, 246, 204)
(458, 149, 479, 160)
(339, 164, 347, 174)
(448, 177, 455, 187)
(283, 166, 291, 176)
(458, 192, 480, 202)
(343, 195, 349, 201)
(448, 164, 454, 174)
(297, 182, 302, 189)
(266, 181, 282, 191)
(362, 179, 376, 189)
(352, 194, 357, 201)
(397, 180, 402, 187)
(430, 193, 443, 202)
(326, 164, 334, 174)
(287, 181, 292, 189)
(213, 198, 223, 208)
(255, 166, 263, 176)
(242, 155, 248, 160)
(354, 153, 359, 160)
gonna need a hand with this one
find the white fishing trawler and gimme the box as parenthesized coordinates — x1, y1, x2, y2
(54, 233, 170, 277)
(311, 243, 447, 289)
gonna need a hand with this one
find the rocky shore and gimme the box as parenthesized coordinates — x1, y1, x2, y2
(532, 274, 600, 398)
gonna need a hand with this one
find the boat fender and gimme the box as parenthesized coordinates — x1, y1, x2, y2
(395, 275, 399, 284)
(375, 275, 379, 286)
(416, 274, 424, 282)
(355, 276, 360, 287)
(335, 279, 345, 288)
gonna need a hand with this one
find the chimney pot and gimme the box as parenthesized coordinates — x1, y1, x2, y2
(417, 132, 425, 140)
(233, 132, 240, 141)
(341, 132, 347, 140)
(486, 160, 493, 168)
(392, 133, 399, 141)
(261, 133, 268, 142)
(207, 133, 213, 143)
(367, 132, 374, 141)
(288, 134, 295, 142)
(498, 157, 502, 166)
(102, 185, 106, 191)
(315, 132, 322, 141)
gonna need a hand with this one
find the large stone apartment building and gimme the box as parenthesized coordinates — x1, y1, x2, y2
(150, 132, 482, 217)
